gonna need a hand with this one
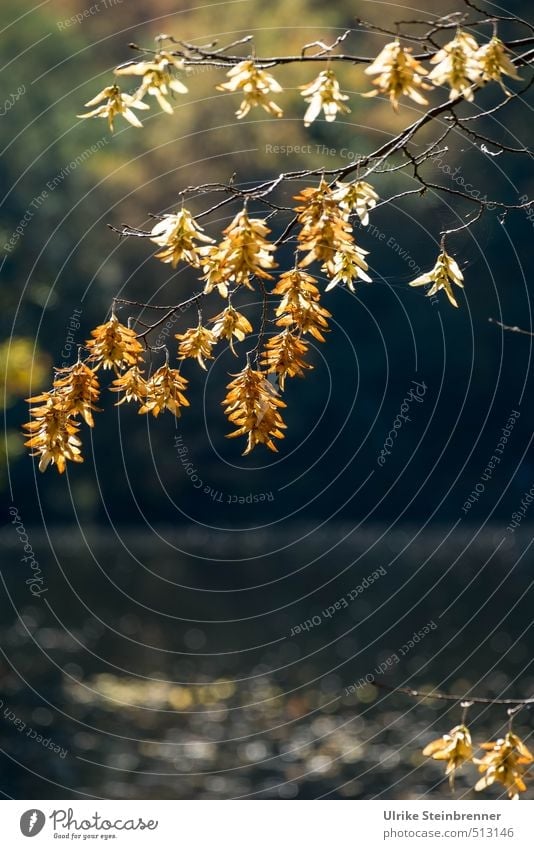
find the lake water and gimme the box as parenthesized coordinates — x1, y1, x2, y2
(0, 525, 532, 799)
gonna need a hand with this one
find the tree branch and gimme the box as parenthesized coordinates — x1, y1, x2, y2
(374, 679, 534, 706)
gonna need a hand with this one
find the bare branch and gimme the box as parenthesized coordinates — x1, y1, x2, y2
(489, 318, 534, 336)
(374, 679, 534, 706)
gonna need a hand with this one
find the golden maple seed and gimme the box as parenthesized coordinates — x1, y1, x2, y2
(110, 365, 148, 405)
(23, 393, 84, 473)
(332, 180, 379, 226)
(209, 306, 253, 355)
(299, 69, 350, 126)
(175, 324, 218, 370)
(294, 181, 360, 277)
(261, 330, 313, 390)
(114, 52, 188, 114)
(77, 84, 149, 131)
(293, 180, 335, 229)
(217, 59, 283, 119)
(409, 250, 464, 308)
(325, 242, 372, 292)
(138, 365, 190, 418)
(222, 364, 287, 454)
(475, 36, 522, 95)
(52, 362, 101, 427)
(422, 724, 473, 790)
(200, 246, 234, 298)
(363, 40, 431, 110)
(276, 300, 331, 342)
(202, 209, 277, 295)
(86, 314, 145, 371)
(273, 268, 332, 342)
(474, 732, 533, 800)
(272, 268, 322, 312)
(428, 31, 481, 102)
(149, 209, 214, 268)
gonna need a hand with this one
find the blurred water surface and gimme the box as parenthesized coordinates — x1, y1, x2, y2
(0, 525, 532, 800)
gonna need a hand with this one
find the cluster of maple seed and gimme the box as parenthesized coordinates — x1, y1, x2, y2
(363, 30, 520, 110)
(28, 25, 521, 473)
(422, 724, 533, 799)
(77, 30, 520, 131)
(24, 172, 468, 471)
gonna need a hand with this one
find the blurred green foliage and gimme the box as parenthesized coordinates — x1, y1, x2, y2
(0, 337, 50, 480)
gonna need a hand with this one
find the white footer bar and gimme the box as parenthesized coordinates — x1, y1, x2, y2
(3, 799, 534, 847)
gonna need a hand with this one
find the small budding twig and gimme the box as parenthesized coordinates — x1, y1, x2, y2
(373, 679, 534, 706)
(489, 318, 534, 337)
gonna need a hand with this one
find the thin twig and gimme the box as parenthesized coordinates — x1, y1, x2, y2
(374, 679, 534, 706)
(489, 318, 534, 336)
(441, 204, 485, 237)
